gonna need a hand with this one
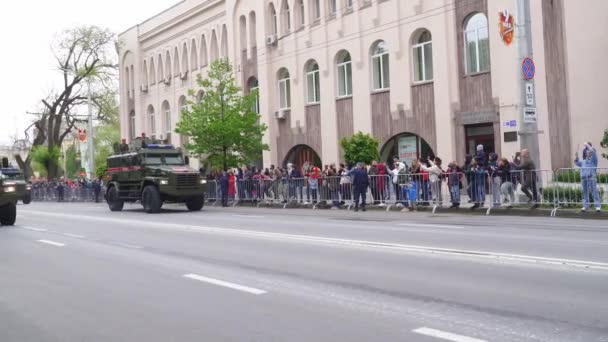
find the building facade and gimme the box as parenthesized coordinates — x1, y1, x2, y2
(118, 0, 608, 170)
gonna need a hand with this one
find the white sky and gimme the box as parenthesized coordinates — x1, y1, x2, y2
(0, 0, 178, 145)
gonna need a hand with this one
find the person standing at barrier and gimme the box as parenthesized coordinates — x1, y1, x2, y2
(57, 180, 65, 202)
(488, 153, 502, 208)
(339, 164, 352, 205)
(470, 160, 486, 209)
(498, 158, 515, 208)
(327, 164, 340, 209)
(351, 163, 369, 212)
(421, 157, 444, 207)
(368, 161, 380, 204)
(93, 178, 102, 203)
(308, 167, 320, 204)
(220, 171, 229, 207)
(228, 171, 236, 202)
(391, 162, 407, 206)
(463, 155, 474, 202)
(446, 161, 462, 208)
(575, 143, 601, 213)
(514, 149, 539, 209)
(475, 144, 487, 167)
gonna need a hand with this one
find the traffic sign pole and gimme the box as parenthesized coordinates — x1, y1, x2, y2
(517, 0, 540, 166)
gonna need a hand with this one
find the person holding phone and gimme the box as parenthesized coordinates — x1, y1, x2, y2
(575, 142, 601, 212)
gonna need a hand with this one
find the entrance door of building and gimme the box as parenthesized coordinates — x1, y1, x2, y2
(465, 123, 495, 156)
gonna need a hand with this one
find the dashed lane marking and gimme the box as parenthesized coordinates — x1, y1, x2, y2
(413, 327, 487, 342)
(398, 223, 466, 229)
(37, 240, 66, 247)
(183, 274, 267, 295)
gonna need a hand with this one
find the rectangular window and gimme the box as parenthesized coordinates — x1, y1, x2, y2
(150, 114, 156, 134)
(413, 42, 433, 82)
(314, 0, 321, 20)
(165, 110, 171, 133)
(424, 43, 433, 80)
(382, 53, 390, 88)
(129, 115, 136, 140)
(306, 71, 320, 104)
(279, 79, 291, 109)
(329, 0, 337, 15)
(337, 62, 352, 97)
(251, 87, 260, 113)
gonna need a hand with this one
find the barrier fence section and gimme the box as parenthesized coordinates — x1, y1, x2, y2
(30, 167, 608, 215)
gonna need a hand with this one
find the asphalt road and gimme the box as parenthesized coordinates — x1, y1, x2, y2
(1, 202, 608, 342)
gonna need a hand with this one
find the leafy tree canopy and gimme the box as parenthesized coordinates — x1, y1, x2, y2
(601, 129, 608, 160)
(340, 132, 380, 166)
(176, 59, 268, 171)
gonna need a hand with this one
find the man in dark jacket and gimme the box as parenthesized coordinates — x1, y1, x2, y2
(351, 163, 369, 212)
(514, 149, 539, 208)
(220, 171, 229, 207)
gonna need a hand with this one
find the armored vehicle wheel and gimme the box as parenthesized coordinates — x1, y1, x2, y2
(107, 186, 124, 212)
(186, 195, 204, 211)
(22, 194, 31, 205)
(0, 203, 16, 226)
(142, 185, 162, 213)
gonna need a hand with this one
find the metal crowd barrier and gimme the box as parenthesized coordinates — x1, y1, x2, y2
(552, 167, 608, 214)
(31, 185, 105, 202)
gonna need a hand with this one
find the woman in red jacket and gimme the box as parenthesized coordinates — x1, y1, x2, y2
(228, 171, 236, 201)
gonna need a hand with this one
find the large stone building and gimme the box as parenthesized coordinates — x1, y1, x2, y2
(118, 0, 608, 170)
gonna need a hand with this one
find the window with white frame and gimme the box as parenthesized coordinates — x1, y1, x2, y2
(269, 4, 278, 35)
(248, 78, 260, 114)
(149, 108, 156, 134)
(311, 0, 321, 21)
(129, 111, 136, 140)
(298, 0, 305, 28)
(464, 13, 490, 74)
(277, 69, 291, 110)
(371, 41, 390, 90)
(281, 0, 291, 33)
(413, 30, 433, 82)
(306, 61, 321, 104)
(329, 0, 337, 15)
(337, 51, 352, 97)
(164, 107, 171, 134)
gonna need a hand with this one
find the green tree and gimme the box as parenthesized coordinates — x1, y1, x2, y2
(601, 129, 608, 160)
(93, 93, 120, 179)
(176, 59, 268, 171)
(340, 132, 380, 166)
(17, 25, 117, 180)
(31, 146, 62, 178)
(64, 145, 81, 179)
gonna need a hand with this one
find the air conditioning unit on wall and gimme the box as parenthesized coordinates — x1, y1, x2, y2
(274, 110, 287, 120)
(266, 34, 278, 46)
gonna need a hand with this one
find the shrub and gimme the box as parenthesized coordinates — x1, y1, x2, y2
(543, 186, 606, 208)
(554, 169, 608, 184)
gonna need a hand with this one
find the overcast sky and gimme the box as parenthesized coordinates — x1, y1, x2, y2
(0, 0, 178, 145)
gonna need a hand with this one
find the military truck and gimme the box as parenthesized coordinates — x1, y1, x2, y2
(0, 157, 18, 226)
(105, 139, 207, 213)
(0, 167, 31, 204)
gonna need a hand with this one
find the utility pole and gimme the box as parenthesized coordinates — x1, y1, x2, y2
(517, 0, 540, 164)
(87, 79, 95, 180)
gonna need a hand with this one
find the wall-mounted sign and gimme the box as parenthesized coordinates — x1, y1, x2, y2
(525, 82, 535, 106)
(398, 136, 418, 168)
(523, 107, 537, 123)
(499, 9, 515, 46)
(504, 120, 517, 128)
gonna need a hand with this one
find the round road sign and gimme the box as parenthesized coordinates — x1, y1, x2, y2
(522, 57, 535, 80)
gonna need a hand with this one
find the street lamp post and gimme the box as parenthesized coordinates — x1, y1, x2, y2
(87, 79, 95, 180)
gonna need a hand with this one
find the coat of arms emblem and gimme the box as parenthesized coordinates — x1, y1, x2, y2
(499, 9, 514, 46)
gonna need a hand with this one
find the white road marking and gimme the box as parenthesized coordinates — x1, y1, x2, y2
(62, 233, 85, 239)
(413, 327, 487, 342)
(21, 210, 608, 271)
(20, 226, 48, 232)
(398, 223, 465, 229)
(232, 214, 265, 219)
(109, 241, 144, 249)
(183, 274, 267, 295)
(37, 240, 65, 247)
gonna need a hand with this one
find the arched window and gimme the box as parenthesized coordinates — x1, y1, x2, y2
(371, 41, 390, 90)
(165, 51, 172, 80)
(162, 101, 171, 135)
(336, 50, 352, 97)
(191, 39, 198, 71)
(328, 0, 337, 16)
(142, 60, 149, 88)
(248, 77, 260, 114)
(157, 53, 164, 81)
(277, 68, 291, 110)
(129, 111, 136, 141)
(281, 0, 291, 34)
(150, 57, 156, 85)
(173, 46, 180, 77)
(295, 0, 305, 29)
(125, 67, 131, 98)
(464, 13, 490, 74)
(413, 30, 433, 82)
(249, 12, 257, 49)
(269, 3, 278, 35)
(148, 105, 156, 135)
(200, 35, 208, 67)
(221, 25, 229, 59)
(196, 90, 205, 104)
(239, 15, 248, 54)
(210, 31, 219, 62)
(305, 61, 320, 104)
(181, 43, 189, 75)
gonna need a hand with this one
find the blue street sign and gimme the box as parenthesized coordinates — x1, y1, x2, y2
(522, 58, 535, 80)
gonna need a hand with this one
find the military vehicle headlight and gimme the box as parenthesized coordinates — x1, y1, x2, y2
(200, 179, 207, 184)
(159, 179, 169, 185)
(26, 184, 32, 190)
(4, 186, 16, 193)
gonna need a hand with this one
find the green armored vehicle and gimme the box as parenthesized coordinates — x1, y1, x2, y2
(0, 157, 18, 226)
(105, 139, 207, 213)
(0, 167, 31, 204)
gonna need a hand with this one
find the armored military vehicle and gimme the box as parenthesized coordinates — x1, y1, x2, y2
(0, 167, 31, 204)
(0, 157, 18, 226)
(105, 138, 207, 213)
